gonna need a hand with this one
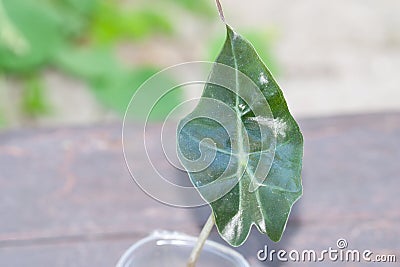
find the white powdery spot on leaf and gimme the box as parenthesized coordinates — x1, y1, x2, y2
(249, 116, 287, 138)
(258, 218, 266, 232)
(273, 118, 288, 137)
(259, 73, 269, 86)
(238, 103, 246, 111)
(232, 32, 239, 40)
(221, 210, 243, 241)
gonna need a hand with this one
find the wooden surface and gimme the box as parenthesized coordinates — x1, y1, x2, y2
(0, 113, 399, 266)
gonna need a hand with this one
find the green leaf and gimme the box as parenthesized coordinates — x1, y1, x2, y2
(177, 25, 303, 246)
(54, 45, 180, 119)
(166, 0, 213, 16)
(46, 0, 97, 37)
(90, 2, 173, 43)
(0, 0, 64, 72)
(58, 0, 97, 15)
(53, 45, 121, 82)
(91, 67, 180, 119)
(208, 29, 280, 75)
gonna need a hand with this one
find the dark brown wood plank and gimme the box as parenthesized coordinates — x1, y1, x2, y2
(0, 113, 399, 266)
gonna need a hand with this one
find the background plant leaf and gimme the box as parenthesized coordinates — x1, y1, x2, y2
(166, 0, 213, 16)
(21, 74, 51, 117)
(54, 46, 180, 118)
(0, 0, 64, 72)
(178, 25, 303, 246)
(47, 0, 97, 37)
(90, 2, 173, 43)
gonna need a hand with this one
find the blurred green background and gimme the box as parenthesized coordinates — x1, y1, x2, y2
(0, 0, 277, 129)
(4, 0, 397, 130)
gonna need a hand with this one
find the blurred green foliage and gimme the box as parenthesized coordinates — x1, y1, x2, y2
(0, 0, 63, 72)
(54, 45, 179, 118)
(21, 75, 51, 117)
(0, 107, 4, 127)
(0, 0, 208, 124)
(167, 0, 213, 15)
(0, 0, 277, 126)
(90, 2, 173, 43)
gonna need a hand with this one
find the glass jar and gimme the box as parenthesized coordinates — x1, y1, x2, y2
(116, 231, 250, 267)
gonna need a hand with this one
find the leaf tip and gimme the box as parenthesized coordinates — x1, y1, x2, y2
(225, 24, 239, 41)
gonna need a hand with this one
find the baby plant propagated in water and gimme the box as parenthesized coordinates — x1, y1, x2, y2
(177, 1, 303, 266)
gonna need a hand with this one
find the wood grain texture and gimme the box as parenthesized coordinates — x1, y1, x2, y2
(0, 113, 399, 266)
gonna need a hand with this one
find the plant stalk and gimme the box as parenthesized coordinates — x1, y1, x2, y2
(215, 0, 225, 23)
(187, 213, 215, 267)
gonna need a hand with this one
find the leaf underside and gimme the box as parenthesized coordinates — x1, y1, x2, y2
(178, 25, 303, 246)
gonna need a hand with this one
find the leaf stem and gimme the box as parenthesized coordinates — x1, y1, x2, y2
(215, 0, 226, 23)
(187, 213, 214, 267)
